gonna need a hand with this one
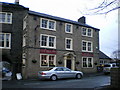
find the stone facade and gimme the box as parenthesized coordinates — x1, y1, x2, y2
(22, 11, 100, 79)
(0, 2, 28, 79)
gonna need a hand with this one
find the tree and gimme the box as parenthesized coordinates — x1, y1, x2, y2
(111, 50, 120, 67)
(84, 0, 120, 15)
(112, 50, 120, 59)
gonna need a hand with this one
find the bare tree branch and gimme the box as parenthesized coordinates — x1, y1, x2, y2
(83, 0, 120, 15)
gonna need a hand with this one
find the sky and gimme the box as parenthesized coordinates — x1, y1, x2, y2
(0, 0, 118, 57)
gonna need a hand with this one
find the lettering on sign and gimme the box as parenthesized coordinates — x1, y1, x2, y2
(82, 52, 94, 57)
(40, 49, 57, 54)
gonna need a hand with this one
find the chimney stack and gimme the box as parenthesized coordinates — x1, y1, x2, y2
(78, 16, 86, 24)
(15, 0, 19, 4)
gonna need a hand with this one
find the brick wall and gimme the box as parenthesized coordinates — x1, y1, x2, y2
(111, 67, 120, 88)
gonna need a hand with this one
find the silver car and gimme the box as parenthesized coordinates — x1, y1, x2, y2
(103, 63, 116, 74)
(38, 67, 83, 81)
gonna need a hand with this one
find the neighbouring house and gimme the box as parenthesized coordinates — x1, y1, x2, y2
(0, 1, 100, 79)
(99, 51, 112, 65)
(0, 1, 28, 79)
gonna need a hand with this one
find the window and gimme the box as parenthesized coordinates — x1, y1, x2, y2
(40, 34, 56, 48)
(0, 33, 11, 49)
(82, 40, 93, 52)
(40, 18, 56, 30)
(40, 54, 56, 67)
(88, 29, 92, 36)
(49, 21, 55, 29)
(23, 34, 26, 47)
(41, 35, 48, 47)
(65, 23, 73, 33)
(65, 38, 73, 50)
(0, 12, 12, 24)
(41, 19, 48, 28)
(23, 15, 27, 30)
(82, 57, 93, 68)
(82, 28, 87, 36)
(22, 53, 26, 67)
(82, 42, 87, 51)
(82, 27, 92, 37)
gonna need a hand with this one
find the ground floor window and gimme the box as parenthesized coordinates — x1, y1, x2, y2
(82, 57, 93, 68)
(40, 54, 56, 67)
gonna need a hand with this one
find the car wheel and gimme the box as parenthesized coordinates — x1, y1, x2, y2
(76, 74, 82, 79)
(50, 75, 57, 81)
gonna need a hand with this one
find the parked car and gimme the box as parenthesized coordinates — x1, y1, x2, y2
(38, 67, 83, 81)
(103, 63, 116, 74)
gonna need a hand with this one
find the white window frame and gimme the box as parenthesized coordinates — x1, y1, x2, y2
(40, 18, 56, 31)
(0, 33, 11, 49)
(40, 54, 56, 67)
(82, 57, 93, 68)
(23, 34, 26, 47)
(65, 23, 73, 34)
(0, 12, 12, 24)
(65, 38, 73, 50)
(82, 27, 93, 37)
(82, 40, 93, 52)
(40, 34, 56, 49)
(23, 15, 28, 30)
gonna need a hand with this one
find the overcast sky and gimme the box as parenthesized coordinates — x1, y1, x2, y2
(1, 0, 118, 57)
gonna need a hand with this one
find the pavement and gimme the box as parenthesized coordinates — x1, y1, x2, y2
(1, 72, 116, 90)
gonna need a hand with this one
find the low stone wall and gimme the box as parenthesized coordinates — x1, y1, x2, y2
(110, 67, 120, 88)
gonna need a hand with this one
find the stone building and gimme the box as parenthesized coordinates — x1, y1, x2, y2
(99, 51, 112, 65)
(22, 11, 100, 79)
(0, 2, 28, 79)
(0, 1, 100, 79)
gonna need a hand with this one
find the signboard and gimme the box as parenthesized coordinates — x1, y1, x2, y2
(40, 49, 57, 54)
(82, 52, 94, 57)
(16, 73, 22, 80)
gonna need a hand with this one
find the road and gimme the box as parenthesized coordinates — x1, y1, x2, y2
(2, 75, 110, 89)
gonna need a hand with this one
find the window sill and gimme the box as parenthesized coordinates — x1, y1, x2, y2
(0, 47, 11, 49)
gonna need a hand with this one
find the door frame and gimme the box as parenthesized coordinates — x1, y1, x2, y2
(64, 52, 75, 70)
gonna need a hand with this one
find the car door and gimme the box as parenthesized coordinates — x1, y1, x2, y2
(63, 67, 74, 78)
(54, 67, 65, 78)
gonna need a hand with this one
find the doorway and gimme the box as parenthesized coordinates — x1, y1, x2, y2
(66, 60, 71, 69)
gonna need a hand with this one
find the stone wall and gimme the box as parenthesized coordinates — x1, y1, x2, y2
(111, 67, 120, 88)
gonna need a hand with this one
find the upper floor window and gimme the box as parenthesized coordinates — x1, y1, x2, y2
(0, 33, 11, 49)
(65, 23, 73, 33)
(0, 12, 12, 24)
(40, 18, 56, 31)
(23, 34, 26, 47)
(40, 34, 56, 49)
(82, 40, 93, 52)
(23, 15, 27, 30)
(82, 27, 93, 37)
(65, 38, 73, 50)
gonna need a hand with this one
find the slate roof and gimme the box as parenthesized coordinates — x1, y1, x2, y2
(1, 1, 100, 31)
(0, 2, 28, 10)
(29, 10, 100, 30)
(99, 51, 111, 59)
